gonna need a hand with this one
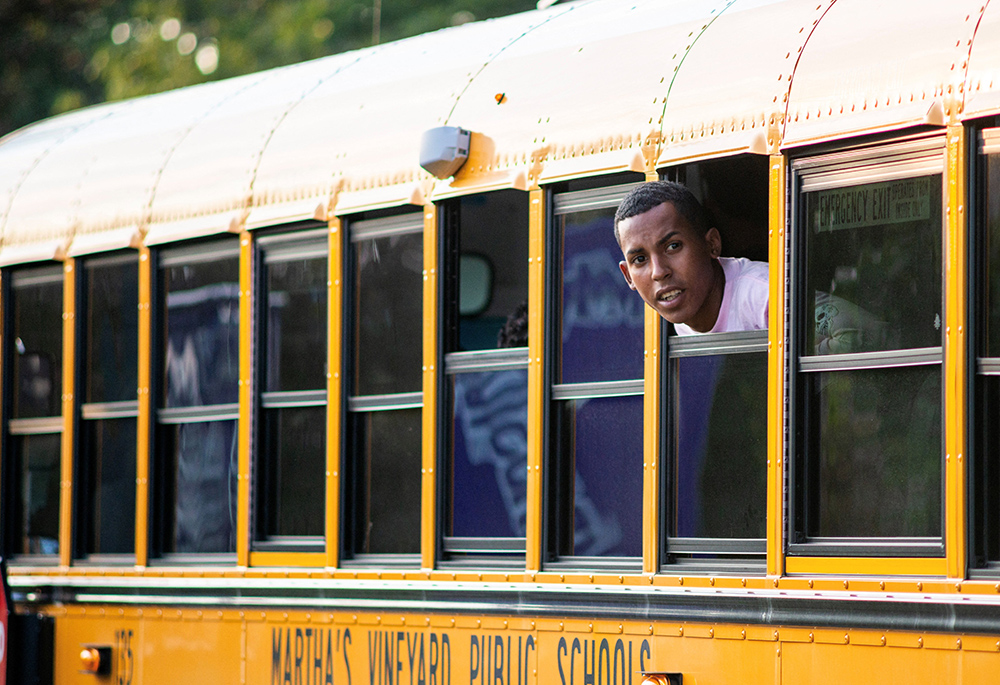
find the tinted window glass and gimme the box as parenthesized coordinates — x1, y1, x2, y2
(351, 408, 422, 554)
(672, 353, 766, 539)
(15, 433, 61, 555)
(160, 419, 238, 553)
(559, 209, 644, 383)
(12, 275, 62, 418)
(354, 232, 423, 395)
(259, 406, 325, 537)
(807, 366, 941, 538)
(82, 418, 136, 554)
(804, 176, 942, 354)
(265, 257, 327, 393)
(554, 395, 642, 556)
(86, 260, 138, 403)
(450, 368, 527, 538)
(163, 257, 240, 407)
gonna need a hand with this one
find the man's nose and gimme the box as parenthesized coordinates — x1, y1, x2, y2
(651, 254, 671, 280)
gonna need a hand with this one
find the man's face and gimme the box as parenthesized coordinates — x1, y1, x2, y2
(617, 201, 724, 332)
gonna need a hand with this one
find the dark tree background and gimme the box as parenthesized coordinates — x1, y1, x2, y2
(0, 0, 537, 137)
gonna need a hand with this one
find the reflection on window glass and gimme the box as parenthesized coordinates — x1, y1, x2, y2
(457, 191, 529, 351)
(354, 232, 423, 395)
(266, 258, 327, 393)
(554, 396, 642, 556)
(808, 366, 941, 538)
(804, 175, 942, 354)
(985, 156, 1000, 357)
(163, 257, 239, 407)
(12, 275, 62, 419)
(673, 353, 766, 539)
(161, 420, 237, 553)
(83, 418, 136, 554)
(559, 210, 644, 384)
(351, 408, 422, 554)
(15, 433, 61, 555)
(86, 260, 138, 403)
(451, 369, 528, 538)
(260, 407, 325, 537)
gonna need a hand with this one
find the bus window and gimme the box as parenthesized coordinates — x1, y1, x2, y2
(658, 158, 770, 565)
(547, 181, 644, 565)
(443, 191, 529, 564)
(253, 230, 327, 551)
(791, 138, 944, 556)
(344, 213, 423, 560)
(155, 240, 240, 558)
(4, 266, 64, 558)
(974, 127, 1000, 569)
(77, 255, 138, 559)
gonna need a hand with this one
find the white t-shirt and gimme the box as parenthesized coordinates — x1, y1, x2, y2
(674, 257, 769, 335)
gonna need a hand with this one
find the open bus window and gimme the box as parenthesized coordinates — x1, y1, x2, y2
(253, 229, 327, 551)
(77, 255, 138, 559)
(4, 266, 63, 558)
(443, 190, 529, 564)
(791, 138, 944, 556)
(155, 240, 240, 558)
(344, 213, 423, 561)
(657, 157, 769, 566)
(546, 177, 645, 567)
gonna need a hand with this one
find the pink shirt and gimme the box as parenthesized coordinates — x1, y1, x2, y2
(674, 257, 769, 335)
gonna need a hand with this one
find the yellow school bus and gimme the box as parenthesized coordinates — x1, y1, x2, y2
(2, 0, 1000, 682)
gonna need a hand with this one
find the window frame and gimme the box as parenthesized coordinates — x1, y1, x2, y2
(544, 182, 645, 572)
(788, 134, 948, 560)
(251, 227, 329, 554)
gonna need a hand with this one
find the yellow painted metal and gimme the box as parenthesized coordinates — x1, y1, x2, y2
(526, 188, 546, 572)
(135, 247, 152, 567)
(767, 155, 787, 578)
(59, 259, 75, 568)
(327, 217, 344, 569)
(47, 606, 1000, 685)
(643, 168, 661, 576)
(247, 551, 326, 568)
(642, 306, 662, 576)
(237, 232, 253, 568)
(785, 556, 949, 576)
(421, 204, 439, 571)
(944, 124, 968, 579)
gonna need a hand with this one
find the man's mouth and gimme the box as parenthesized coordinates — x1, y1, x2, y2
(657, 288, 682, 303)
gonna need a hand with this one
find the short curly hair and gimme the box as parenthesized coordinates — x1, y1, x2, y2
(613, 181, 710, 244)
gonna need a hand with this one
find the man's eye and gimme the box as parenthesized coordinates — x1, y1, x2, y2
(631, 255, 646, 265)
(667, 241, 681, 251)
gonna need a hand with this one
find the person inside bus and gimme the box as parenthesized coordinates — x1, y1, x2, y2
(614, 181, 768, 334)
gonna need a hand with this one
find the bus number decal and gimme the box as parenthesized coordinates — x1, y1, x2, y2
(115, 629, 134, 685)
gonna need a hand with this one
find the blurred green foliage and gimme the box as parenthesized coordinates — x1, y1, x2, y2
(0, 0, 537, 137)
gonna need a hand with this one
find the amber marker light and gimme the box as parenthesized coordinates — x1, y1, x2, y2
(640, 674, 682, 685)
(79, 646, 111, 675)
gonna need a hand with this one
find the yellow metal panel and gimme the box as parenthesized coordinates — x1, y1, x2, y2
(59, 259, 75, 568)
(643, 168, 661, 576)
(944, 124, 968, 579)
(136, 247, 152, 567)
(248, 551, 326, 568)
(526, 188, 546, 572)
(785, 556, 948, 576)
(421, 205, 439, 571)
(237, 232, 253, 567)
(327, 217, 344, 569)
(767, 155, 787, 578)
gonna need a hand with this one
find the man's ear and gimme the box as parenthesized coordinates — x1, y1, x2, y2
(705, 227, 722, 258)
(619, 261, 636, 290)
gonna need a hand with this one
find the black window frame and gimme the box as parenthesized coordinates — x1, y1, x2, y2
(73, 252, 139, 564)
(341, 211, 425, 567)
(788, 134, 947, 559)
(544, 181, 645, 572)
(251, 225, 329, 554)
